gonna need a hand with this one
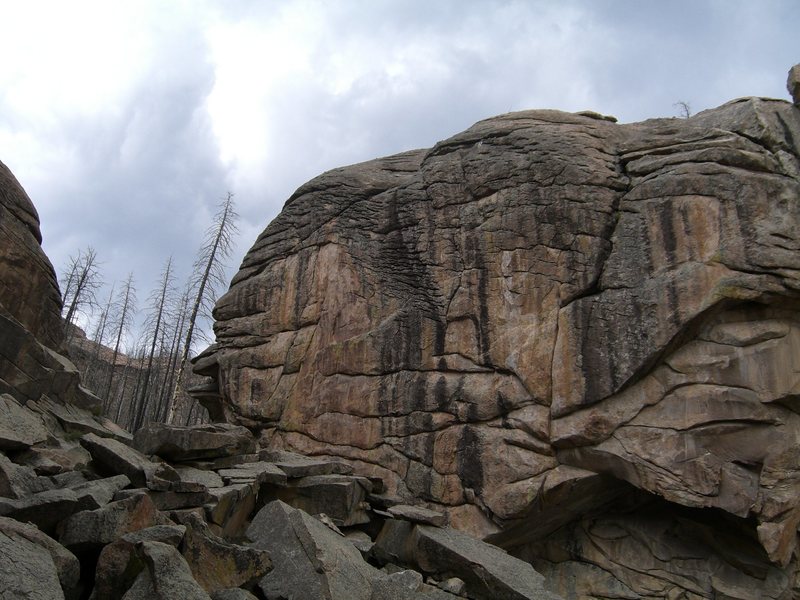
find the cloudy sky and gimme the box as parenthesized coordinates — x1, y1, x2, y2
(0, 0, 797, 344)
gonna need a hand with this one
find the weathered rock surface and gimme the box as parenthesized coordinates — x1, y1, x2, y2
(133, 422, 255, 461)
(0, 160, 99, 411)
(0, 516, 80, 595)
(0, 526, 66, 600)
(247, 499, 378, 600)
(196, 90, 800, 597)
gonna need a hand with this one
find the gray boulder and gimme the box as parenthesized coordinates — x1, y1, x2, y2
(0, 527, 65, 600)
(246, 500, 377, 600)
(0, 516, 79, 596)
(122, 541, 210, 600)
(0, 393, 48, 450)
(181, 513, 271, 593)
(274, 474, 371, 527)
(80, 433, 160, 487)
(258, 449, 353, 477)
(0, 487, 78, 533)
(0, 452, 52, 498)
(91, 524, 186, 600)
(133, 423, 255, 462)
(59, 491, 158, 551)
(410, 525, 560, 600)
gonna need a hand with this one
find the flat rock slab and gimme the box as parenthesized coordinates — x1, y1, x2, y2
(0, 516, 79, 594)
(115, 487, 212, 511)
(410, 525, 561, 600)
(174, 465, 224, 489)
(0, 393, 48, 450)
(259, 450, 354, 478)
(69, 474, 131, 511)
(247, 500, 378, 600)
(0, 527, 65, 600)
(217, 461, 287, 487)
(0, 487, 78, 533)
(205, 483, 256, 538)
(0, 452, 53, 499)
(133, 423, 255, 462)
(32, 397, 132, 443)
(387, 504, 447, 527)
(80, 433, 157, 487)
(274, 474, 371, 527)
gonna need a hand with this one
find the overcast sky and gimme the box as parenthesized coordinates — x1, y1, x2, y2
(0, 0, 797, 345)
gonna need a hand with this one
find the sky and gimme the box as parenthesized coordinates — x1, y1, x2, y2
(0, 0, 797, 348)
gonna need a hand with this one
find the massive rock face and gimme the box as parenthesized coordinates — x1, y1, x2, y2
(0, 160, 96, 409)
(198, 94, 800, 597)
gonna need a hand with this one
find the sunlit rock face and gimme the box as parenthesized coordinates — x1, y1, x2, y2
(198, 96, 800, 598)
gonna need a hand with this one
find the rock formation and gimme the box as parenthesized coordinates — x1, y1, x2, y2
(0, 159, 556, 598)
(195, 80, 800, 597)
(0, 160, 97, 410)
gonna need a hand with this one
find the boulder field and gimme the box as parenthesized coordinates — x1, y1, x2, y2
(192, 68, 800, 598)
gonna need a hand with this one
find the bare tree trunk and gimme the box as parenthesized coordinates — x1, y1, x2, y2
(166, 193, 237, 423)
(132, 257, 174, 431)
(104, 273, 136, 409)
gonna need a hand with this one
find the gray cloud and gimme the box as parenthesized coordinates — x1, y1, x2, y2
(0, 0, 796, 346)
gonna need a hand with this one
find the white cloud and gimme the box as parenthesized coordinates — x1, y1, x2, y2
(0, 0, 797, 346)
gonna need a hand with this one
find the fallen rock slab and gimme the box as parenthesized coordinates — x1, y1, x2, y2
(69, 474, 131, 511)
(80, 433, 159, 487)
(274, 474, 371, 527)
(115, 487, 213, 511)
(0, 452, 52, 498)
(217, 461, 287, 487)
(205, 483, 257, 538)
(259, 450, 354, 477)
(125, 540, 211, 600)
(92, 524, 186, 600)
(247, 500, 377, 600)
(59, 491, 158, 552)
(0, 527, 65, 600)
(174, 465, 224, 489)
(387, 504, 447, 527)
(0, 393, 48, 450)
(32, 397, 133, 443)
(0, 487, 78, 533)
(133, 423, 255, 462)
(0, 516, 80, 596)
(182, 513, 271, 593)
(410, 525, 561, 600)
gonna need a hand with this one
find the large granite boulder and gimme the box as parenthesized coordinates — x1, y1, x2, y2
(196, 91, 800, 597)
(0, 160, 99, 411)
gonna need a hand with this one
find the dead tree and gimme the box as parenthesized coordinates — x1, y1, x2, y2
(103, 273, 137, 411)
(61, 247, 102, 340)
(166, 192, 238, 423)
(131, 257, 175, 431)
